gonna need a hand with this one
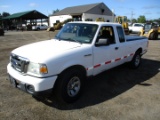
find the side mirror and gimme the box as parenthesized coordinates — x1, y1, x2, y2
(95, 38, 109, 47)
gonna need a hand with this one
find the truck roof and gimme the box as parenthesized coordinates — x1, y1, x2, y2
(68, 21, 121, 26)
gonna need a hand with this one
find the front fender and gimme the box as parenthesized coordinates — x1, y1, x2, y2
(58, 59, 86, 74)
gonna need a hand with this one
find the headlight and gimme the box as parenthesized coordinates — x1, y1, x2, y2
(27, 62, 48, 76)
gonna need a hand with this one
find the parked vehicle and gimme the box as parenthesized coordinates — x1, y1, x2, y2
(129, 23, 144, 33)
(7, 22, 148, 103)
(32, 24, 48, 30)
(16, 24, 27, 31)
(139, 22, 160, 40)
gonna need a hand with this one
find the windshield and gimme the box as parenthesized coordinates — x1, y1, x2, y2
(55, 23, 98, 44)
(144, 24, 152, 29)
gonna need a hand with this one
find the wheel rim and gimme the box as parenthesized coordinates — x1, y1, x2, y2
(135, 55, 140, 66)
(67, 76, 81, 97)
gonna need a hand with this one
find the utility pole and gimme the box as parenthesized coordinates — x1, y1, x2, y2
(131, 11, 135, 23)
(112, 9, 115, 22)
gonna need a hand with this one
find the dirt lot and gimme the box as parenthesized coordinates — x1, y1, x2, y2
(0, 30, 160, 120)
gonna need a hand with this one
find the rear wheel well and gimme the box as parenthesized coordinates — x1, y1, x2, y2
(136, 48, 142, 55)
(129, 48, 142, 69)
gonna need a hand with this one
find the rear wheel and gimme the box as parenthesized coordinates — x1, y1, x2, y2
(149, 32, 158, 40)
(54, 68, 85, 103)
(129, 51, 141, 69)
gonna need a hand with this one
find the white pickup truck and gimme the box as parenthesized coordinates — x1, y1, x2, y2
(32, 24, 48, 30)
(7, 22, 148, 103)
(129, 23, 144, 33)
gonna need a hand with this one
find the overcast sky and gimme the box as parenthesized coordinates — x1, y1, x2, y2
(0, 0, 159, 20)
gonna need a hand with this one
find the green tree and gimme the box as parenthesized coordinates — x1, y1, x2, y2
(1, 12, 11, 28)
(0, 13, 2, 26)
(153, 18, 160, 24)
(137, 15, 146, 23)
(2, 12, 10, 17)
(127, 19, 131, 22)
(53, 9, 60, 14)
(131, 18, 137, 23)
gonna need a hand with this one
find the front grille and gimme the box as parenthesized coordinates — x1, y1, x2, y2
(10, 54, 29, 73)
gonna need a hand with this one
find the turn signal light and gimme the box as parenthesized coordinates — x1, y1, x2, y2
(40, 65, 48, 74)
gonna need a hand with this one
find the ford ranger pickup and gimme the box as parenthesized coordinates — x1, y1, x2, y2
(7, 22, 148, 103)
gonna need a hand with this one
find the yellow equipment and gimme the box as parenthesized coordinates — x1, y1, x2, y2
(95, 18, 105, 22)
(115, 16, 129, 35)
(139, 22, 160, 40)
(53, 18, 73, 30)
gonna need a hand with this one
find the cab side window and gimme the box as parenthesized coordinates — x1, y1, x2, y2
(117, 26, 125, 43)
(97, 26, 115, 44)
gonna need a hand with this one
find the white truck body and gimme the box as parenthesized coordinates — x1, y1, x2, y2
(129, 23, 144, 33)
(7, 22, 148, 103)
(32, 24, 48, 30)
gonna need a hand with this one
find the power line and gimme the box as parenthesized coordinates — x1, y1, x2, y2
(131, 11, 135, 23)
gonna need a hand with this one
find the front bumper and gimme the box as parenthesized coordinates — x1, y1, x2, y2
(7, 63, 58, 95)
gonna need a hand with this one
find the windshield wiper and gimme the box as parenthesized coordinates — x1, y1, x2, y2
(55, 35, 62, 41)
(66, 38, 82, 44)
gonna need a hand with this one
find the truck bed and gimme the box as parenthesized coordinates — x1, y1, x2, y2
(126, 35, 147, 41)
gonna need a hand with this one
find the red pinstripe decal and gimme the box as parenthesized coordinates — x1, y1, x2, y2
(105, 60, 111, 64)
(94, 64, 101, 68)
(115, 58, 121, 61)
(86, 53, 134, 71)
(130, 53, 134, 56)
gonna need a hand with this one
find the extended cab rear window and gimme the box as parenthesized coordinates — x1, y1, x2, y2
(117, 26, 125, 43)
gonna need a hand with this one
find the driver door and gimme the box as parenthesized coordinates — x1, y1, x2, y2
(93, 26, 124, 75)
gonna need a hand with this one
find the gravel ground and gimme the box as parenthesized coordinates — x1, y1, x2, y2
(0, 30, 160, 120)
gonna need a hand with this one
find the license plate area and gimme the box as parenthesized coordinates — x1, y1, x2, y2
(9, 75, 26, 91)
(9, 75, 18, 88)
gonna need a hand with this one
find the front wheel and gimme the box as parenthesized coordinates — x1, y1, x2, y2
(54, 68, 85, 103)
(129, 51, 141, 69)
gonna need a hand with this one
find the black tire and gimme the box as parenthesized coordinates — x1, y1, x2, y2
(129, 51, 141, 69)
(129, 30, 132, 34)
(149, 32, 157, 40)
(154, 32, 158, 40)
(54, 68, 85, 103)
(37, 28, 40, 31)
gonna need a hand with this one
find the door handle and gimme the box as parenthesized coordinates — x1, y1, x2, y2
(115, 47, 119, 50)
(84, 54, 92, 57)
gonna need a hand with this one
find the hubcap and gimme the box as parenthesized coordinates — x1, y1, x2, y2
(67, 76, 81, 97)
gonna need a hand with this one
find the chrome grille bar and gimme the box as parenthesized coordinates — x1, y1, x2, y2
(10, 54, 29, 73)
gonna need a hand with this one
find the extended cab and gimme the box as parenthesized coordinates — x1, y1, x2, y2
(7, 22, 148, 103)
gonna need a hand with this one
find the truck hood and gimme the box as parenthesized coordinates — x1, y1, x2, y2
(12, 39, 82, 63)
